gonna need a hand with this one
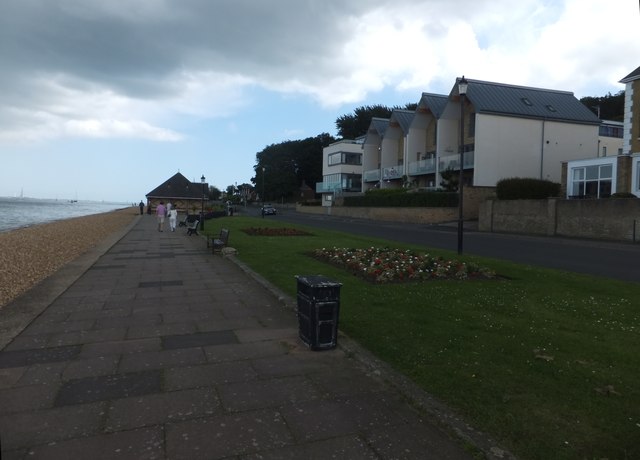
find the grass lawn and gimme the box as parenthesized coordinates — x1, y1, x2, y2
(205, 216, 640, 460)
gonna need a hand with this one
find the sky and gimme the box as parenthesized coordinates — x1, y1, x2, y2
(1, 0, 639, 203)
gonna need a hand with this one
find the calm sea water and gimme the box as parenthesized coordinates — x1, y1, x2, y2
(0, 197, 131, 233)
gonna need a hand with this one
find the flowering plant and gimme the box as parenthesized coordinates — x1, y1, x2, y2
(312, 246, 496, 283)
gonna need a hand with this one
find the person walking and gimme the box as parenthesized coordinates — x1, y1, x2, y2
(169, 207, 178, 232)
(139, 200, 144, 215)
(156, 201, 166, 232)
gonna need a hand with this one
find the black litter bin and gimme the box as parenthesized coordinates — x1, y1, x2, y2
(295, 275, 342, 350)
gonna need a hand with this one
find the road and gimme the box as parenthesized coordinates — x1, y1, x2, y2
(254, 207, 640, 284)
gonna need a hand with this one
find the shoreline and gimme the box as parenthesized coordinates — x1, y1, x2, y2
(0, 208, 139, 309)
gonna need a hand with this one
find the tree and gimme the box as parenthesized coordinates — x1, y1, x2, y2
(208, 186, 221, 201)
(580, 91, 624, 121)
(439, 168, 459, 192)
(252, 133, 335, 202)
(335, 103, 418, 139)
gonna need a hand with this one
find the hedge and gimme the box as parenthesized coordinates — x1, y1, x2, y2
(343, 189, 458, 207)
(496, 178, 561, 200)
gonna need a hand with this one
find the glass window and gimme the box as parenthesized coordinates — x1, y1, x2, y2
(570, 163, 613, 198)
(573, 168, 584, 180)
(585, 165, 599, 180)
(600, 164, 612, 179)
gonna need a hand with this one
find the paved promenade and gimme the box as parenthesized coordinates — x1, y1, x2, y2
(0, 215, 501, 459)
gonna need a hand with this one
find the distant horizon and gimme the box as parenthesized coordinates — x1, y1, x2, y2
(0, 195, 131, 205)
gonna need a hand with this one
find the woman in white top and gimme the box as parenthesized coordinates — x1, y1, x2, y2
(168, 207, 178, 232)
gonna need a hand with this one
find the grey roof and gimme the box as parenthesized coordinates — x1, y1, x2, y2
(620, 65, 640, 83)
(418, 93, 449, 118)
(146, 172, 206, 200)
(369, 117, 389, 137)
(390, 109, 415, 134)
(458, 78, 601, 125)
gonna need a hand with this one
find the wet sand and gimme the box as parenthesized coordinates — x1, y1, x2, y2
(0, 208, 139, 309)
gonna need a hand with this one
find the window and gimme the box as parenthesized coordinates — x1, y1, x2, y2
(599, 125, 624, 138)
(602, 146, 607, 156)
(570, 164, 613, 198)
(521, 97, 533, 106)
(328, 152, 362, 166)
(545, 104, 557, 113)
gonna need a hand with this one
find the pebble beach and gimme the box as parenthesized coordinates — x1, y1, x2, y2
(0, 208, 139, 309)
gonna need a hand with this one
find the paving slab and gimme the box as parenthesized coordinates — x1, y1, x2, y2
(0, 215, 509, 459)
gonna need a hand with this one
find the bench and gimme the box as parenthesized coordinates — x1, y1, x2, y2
(186, 220, 200, 236)
(179, 214, 198, 227)
(208, 228, 230, 254)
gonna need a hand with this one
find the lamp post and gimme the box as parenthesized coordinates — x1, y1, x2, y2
(261, 166, 266, 218)
(457, 76, 468, 255)
(200, 175, 205, 231)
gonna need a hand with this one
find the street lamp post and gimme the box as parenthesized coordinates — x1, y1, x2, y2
(261, 166, 265, 218)
(200, 175, 205, 231)
(457, 76, 468, 255)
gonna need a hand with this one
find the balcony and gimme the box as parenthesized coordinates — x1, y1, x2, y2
(408, 158, 436, 176)
(364, 169, 381, 182)
(382, 166, 403, 180)
(438, 151, 475, 171)
(315, 182, 342, 193)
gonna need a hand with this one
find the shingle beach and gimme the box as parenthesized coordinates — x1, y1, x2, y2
(0, 208, 138, 309)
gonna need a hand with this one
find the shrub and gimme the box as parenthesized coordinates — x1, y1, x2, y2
(496, 178, 561, 200)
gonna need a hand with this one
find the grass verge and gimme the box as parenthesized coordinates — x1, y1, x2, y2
(206, 216, 640, 460)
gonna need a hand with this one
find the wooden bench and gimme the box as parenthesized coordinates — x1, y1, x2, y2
(186, 219, 200, 236)
(208, 228, 230, 254)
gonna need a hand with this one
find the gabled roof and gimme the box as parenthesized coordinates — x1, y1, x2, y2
(363, 117, 390, 145)
(454, 78, 601, 125)
(369, 117, 389, 137)
(418, 93, 449, 118)
(389, 109, 415, 134)
(620, 65, 640, 83)
(146, 172, 206, 199)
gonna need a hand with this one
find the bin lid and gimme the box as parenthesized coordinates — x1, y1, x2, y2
(295, 275, 342, 287)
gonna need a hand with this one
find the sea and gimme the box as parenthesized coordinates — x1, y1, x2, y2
(0, 197, 131, 233)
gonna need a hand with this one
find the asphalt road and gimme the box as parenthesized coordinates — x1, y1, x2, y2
(256, 207, 640, 284)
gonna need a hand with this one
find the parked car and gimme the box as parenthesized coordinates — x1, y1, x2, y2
(261, 204, 277, 216)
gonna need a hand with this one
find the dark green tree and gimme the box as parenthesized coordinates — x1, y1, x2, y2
(207, 186, 221, 201)
(439, 168, 459, 192)
(253, 133, 335, 202)
(336, 103, 418, 139)
(580, 91, 625, 121)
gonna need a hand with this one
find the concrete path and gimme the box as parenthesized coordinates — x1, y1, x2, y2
(0, 215, 501, 459)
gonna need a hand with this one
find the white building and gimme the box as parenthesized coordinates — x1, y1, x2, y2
(565, 65, 640, 198)
(360, 78, 601, 193)
(317, 138, 364, 206)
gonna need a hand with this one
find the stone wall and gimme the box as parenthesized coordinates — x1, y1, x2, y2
(297, 187, 495, 224)
(479, 198, 640, 242)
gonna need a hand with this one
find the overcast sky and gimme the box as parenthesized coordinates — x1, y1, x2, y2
(1, 0, 639, 202)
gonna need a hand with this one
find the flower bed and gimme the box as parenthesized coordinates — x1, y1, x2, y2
(242, 227, 312, 236)
(313, 246, 496, 283)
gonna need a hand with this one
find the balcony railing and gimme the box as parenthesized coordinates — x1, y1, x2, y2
(315, 182, 342, 193)
(364, 169, 381, 182)
(438, 151, 475, 171)
(408, 158, 436, 176)
(382, 166, 403, 180)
